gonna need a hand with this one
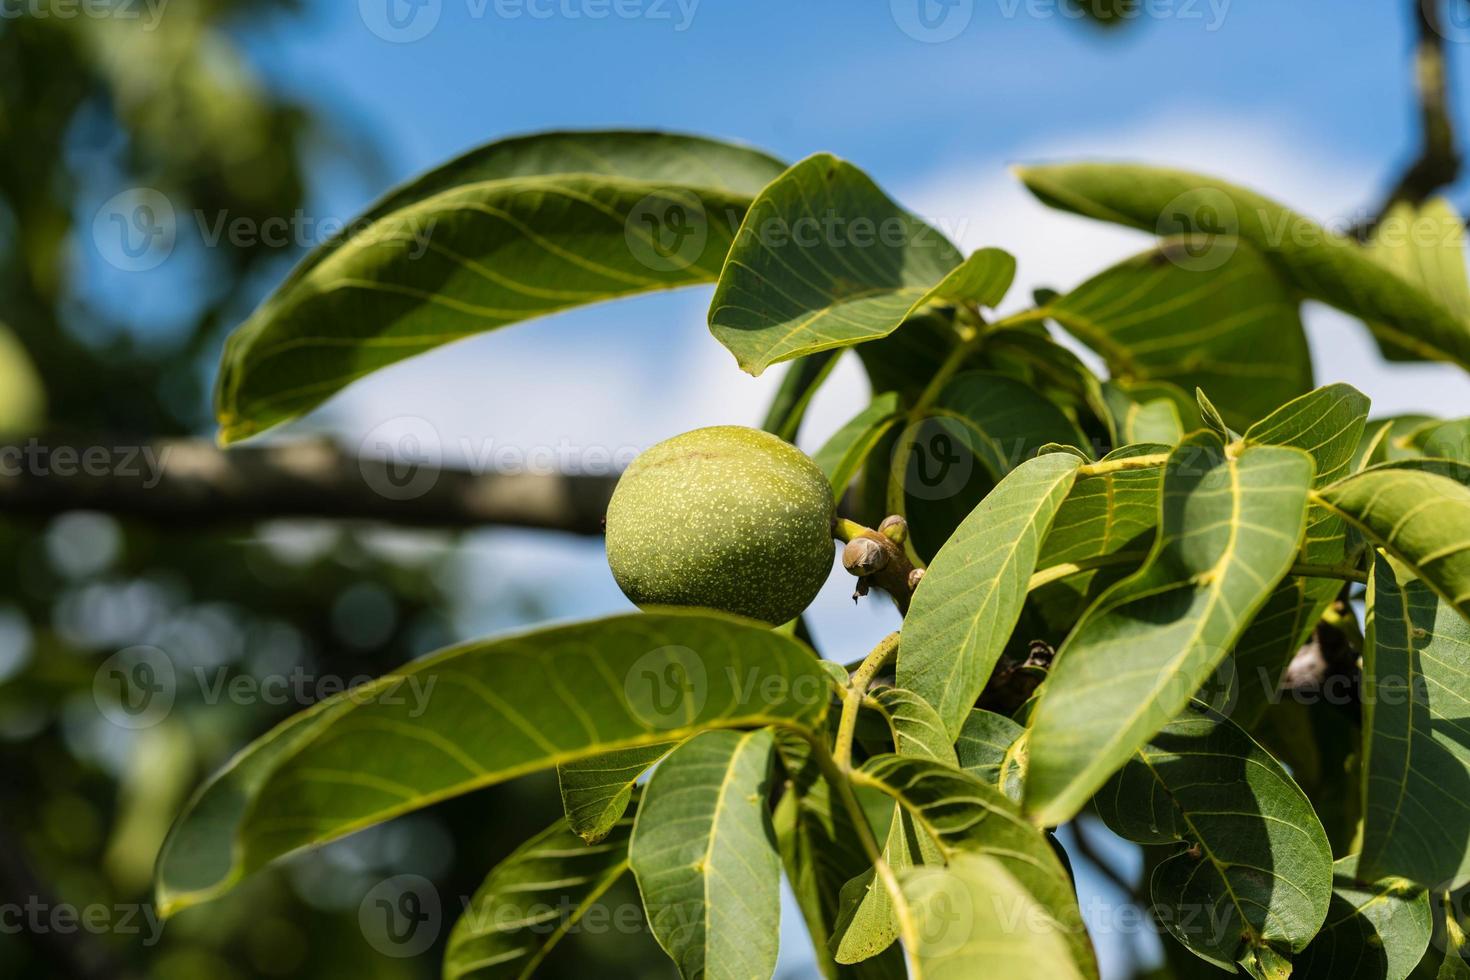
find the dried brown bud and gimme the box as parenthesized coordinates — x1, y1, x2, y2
(907, 568, 926, 591)
(842, 537, 887, 577)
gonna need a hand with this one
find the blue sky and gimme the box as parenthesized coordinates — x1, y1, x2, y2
(204, 3, 1470, 976)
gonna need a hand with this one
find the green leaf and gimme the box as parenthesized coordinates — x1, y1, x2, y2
(630, 729, 781, 980)
(1368, 199, 1470, 360)
(982, 327, 1115, 440)
(1017, 162, 1470, 371)
(900, 452, 1083, 738)
(830, 799, 942, 966)
(557, 743, 676, 844)
(1102, 380, 1187, 445)
(1294, 855, 1432, 980)
(1030, 443, 1167, 627)
(1361, 554, 1470, 890)
(763, 351, 844, 442)
(0, 323, 44, 435)
(709, 154, 1014, 374)
(814, 392, 905, 498)
(1421, 419, 1470, 464)
(901, 853, 1088, 980)
(156, 611, 828, 914)
(1094, 706, 1333, 971)
(1231, 384, 1371, 727)
(214, 130, 786, 442)
(1197, 387, 1233, 438)
(954, 709, 1025, 801)
(928, 370, 1090, 478)
(1318, 465, 1470, 626)
(853, 755, 1098, 978)
(1025, 432, 1314, 825)
(444, 813, 634, 980)
(866, 688, 960, 765)
(897, 370, 1089, 560)
(1440, 897, 1470, 980)
(773, 736, 906, 980)
(1045, 239, 1312, 430)
(831, 687, 954, 964)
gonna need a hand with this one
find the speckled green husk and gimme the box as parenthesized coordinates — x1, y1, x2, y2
(605, 426, 835, 625)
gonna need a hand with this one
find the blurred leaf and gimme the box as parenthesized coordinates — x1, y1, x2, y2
(1368, 199, 1470, 361)
(815, 392, 905, 498)
(763, 351, 843, 441)
(901, 853, 1087, 979)
(1018, 163, 1470, 371)
(1095, 706, 1333, 972)
(157, 611, 828, 914)
(900, 452, 1083, 737)
(558, 743, 675, 845)
(444, 812, 634, 980)
(1026, 433, 1313, 825)
(1420, 419, 1470, 463)
(215, 130, 786, 442)
(1361, 554, 1470, 890)
(630, 729, 781, 980)
(0, 322, 45, 434)
(1045, 240, 1312, 429)
(1294, 855, 1431, 980)
(1102, 380, 1188, 445)
(709, 153, 1014, 373)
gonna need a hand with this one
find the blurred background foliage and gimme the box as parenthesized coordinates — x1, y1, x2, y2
(0, 3, 674, 977)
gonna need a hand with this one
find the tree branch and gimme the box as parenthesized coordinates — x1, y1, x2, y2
(0, 436, 617, 534)
(1358, 0, 1463, 237)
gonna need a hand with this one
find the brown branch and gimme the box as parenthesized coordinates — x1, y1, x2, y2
(1358, 0, 1463, 238)
(0, 436, 617, 533)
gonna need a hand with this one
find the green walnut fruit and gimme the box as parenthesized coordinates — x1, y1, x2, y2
(605, 425, 835, 625)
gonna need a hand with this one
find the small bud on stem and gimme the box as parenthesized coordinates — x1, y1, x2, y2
(832, 515, 920, 615)
(843, 537, 888, 576)
(878, 515, 909, 544)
